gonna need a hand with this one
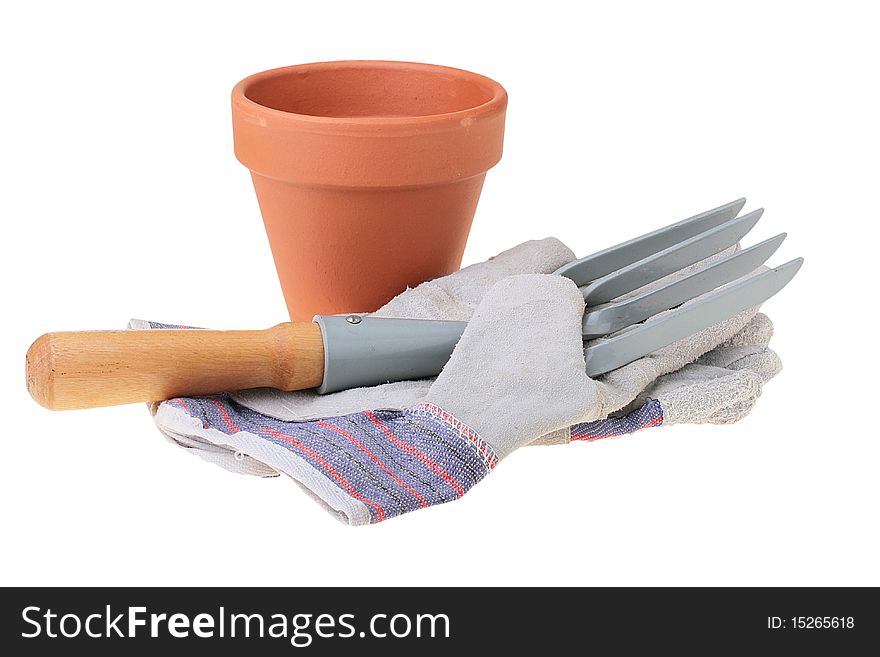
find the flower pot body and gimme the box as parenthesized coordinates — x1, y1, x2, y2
(232, 61, 507, 320)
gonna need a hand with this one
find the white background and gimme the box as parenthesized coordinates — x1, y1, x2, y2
(2, 1, 877, 586)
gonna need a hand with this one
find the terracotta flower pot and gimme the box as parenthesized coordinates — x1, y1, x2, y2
(232, 61, 507, 321)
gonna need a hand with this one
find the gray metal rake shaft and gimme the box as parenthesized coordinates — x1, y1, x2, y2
(314, 199, 803, 393)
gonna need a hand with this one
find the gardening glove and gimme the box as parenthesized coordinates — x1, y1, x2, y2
(146, 238, 782, 496)
(150, 281, 778, 524)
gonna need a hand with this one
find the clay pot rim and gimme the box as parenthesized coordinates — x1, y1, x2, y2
(232, 60, 507, 134)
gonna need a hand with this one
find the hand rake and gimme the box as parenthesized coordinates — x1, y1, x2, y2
(26, 199, 802, 409)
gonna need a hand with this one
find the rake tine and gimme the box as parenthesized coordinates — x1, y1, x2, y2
(580, 208, 763, 305)
(554, 198, 747, 286)
(583, 258, 803, 377)
(581, 233, 787, 338)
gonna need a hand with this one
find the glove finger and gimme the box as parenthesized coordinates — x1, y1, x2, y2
(719, 312, 773, 348)
(703, 396, 761, 424)
(638, 364, 763, 425)
(698, 346, 782, 384)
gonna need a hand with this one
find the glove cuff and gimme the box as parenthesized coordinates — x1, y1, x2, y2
(158, 396, 496, 525)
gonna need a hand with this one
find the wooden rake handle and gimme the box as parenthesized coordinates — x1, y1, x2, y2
(26, 323, 325, 410)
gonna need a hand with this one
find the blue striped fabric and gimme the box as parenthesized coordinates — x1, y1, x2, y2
(169, 394, 496, 523)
